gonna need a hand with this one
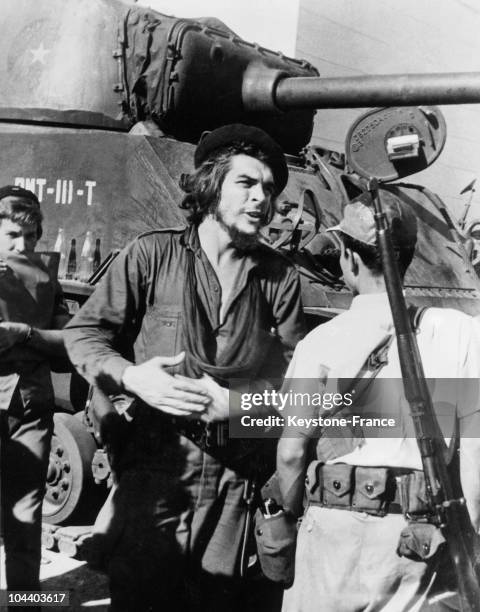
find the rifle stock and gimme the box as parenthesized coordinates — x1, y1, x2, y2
(368, 178, 480, 612)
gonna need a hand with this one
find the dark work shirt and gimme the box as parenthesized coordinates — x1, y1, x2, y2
(65, 226, 306, 393)
(64, 227, 305, 573)
(0, 252, 69, 415)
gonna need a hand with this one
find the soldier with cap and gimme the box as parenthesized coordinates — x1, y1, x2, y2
(0, 186, 69, 597)
(277, 193, 480, 611)
(64, 124, 305, 611)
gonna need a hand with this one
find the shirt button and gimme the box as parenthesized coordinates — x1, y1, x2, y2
(213, 285, 219, 292)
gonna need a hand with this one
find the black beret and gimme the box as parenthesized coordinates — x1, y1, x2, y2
(0, 185, 40, 205)
(194, 124, 288, 193)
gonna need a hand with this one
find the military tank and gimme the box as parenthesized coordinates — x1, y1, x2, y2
(1, 0, 480, 528)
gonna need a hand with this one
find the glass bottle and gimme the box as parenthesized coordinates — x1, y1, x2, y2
(66, 238, 77, 280)
(79, 231, 94, 282)
(53, 227, 67, 279)
(93, 238, 101, 272)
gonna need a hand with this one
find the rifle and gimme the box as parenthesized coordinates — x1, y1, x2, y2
(367, 176, 480, 612)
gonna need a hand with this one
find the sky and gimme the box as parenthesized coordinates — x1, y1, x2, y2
(139, 0, 300, 56)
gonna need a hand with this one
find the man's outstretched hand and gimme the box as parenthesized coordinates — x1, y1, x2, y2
(122, 352, 211, 417)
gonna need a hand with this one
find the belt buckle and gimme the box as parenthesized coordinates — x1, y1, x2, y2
(396, 474, 414, 518)
(203, 421, 227, 448)
(204, 421, 214, 448)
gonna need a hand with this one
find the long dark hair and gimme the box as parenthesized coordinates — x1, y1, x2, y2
(179, 142, 275, 224)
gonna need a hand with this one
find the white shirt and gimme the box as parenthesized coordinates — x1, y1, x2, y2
(284, 293, 480, 470)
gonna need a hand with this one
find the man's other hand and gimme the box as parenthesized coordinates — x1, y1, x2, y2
(0, 321, 30, 353)
(121, 352, 211, 417)
(187, 374, 230, 422)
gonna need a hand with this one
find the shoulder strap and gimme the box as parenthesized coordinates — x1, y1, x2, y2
(350, 304, 428, 400)
(407, 304, 428, 332)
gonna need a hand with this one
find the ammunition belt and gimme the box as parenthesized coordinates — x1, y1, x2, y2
(305, 461, 433, 517)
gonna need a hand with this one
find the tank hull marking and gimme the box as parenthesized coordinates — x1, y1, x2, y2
(14, 177, 97, 206)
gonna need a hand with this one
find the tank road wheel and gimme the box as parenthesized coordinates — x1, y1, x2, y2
(42, 412, 101, 525)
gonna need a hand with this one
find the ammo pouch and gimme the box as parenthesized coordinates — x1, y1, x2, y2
(254, 509, 297, 588)
(305, 461, 432, 517)
(254, 473, 298, 587)
(397, 522, 446, 561)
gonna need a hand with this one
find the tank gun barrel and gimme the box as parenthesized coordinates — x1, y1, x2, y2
(242, 64, 480, 112)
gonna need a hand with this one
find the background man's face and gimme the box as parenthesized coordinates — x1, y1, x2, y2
(0, 219, 38, 253)
(215, 154, 275, 240)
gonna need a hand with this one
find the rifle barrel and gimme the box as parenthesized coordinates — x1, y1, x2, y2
(370, 181, 480, 612)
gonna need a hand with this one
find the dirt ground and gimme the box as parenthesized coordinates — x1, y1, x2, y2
(0, 545, 110, 611)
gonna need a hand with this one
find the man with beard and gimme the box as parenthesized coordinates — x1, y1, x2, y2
(64, 124, 305, 612)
